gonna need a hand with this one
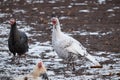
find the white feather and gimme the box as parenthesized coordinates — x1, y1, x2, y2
(51, 17, 101, 66)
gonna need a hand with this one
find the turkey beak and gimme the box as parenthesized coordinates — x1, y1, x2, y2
(41, 73, 49, 80)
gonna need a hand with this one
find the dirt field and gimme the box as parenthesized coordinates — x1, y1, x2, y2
(0, 0, 120, 80)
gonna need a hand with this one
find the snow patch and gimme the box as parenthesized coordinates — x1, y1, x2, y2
(13, 9, 26, 14)
(59, 16, 72, 20)
(79, 10, 90, 13)
(0, 13, 9, 18)
(72, 31, 112, 36)
(107, 9, 114, 12)
(98, 0, 106, 4)
(70, 3, 87, 6)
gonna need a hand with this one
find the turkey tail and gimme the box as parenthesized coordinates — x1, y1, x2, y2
(82, 52, 101, 66)
(70, 43, 101, 66)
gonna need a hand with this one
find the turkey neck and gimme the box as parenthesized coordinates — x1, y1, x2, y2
(31, 66, 46, 78)
(52, 23, 62, 38)
(10, 23, 19, 44)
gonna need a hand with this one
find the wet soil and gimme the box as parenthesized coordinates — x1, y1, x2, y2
(1, 0, 120, 52)
(0, 0, 120, 80)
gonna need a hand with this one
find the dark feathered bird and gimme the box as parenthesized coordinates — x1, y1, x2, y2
(8, 18, 28, 59)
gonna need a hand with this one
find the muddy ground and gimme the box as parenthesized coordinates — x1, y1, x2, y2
(0, 0, 120, 80)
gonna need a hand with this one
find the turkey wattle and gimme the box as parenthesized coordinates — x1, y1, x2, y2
(51, 17, 101, 68)
(8, 18, 29, 59)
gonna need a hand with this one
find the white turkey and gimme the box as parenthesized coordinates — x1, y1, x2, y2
(50, 17, 101, 70)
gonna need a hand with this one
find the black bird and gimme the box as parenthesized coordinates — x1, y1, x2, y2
(8, 18, 28, 59)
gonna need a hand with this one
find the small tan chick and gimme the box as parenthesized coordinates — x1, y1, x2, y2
(14, 61, 49, 80)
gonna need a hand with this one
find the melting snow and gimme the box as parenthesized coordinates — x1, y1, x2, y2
(0, 1, 120, 79)
(29, 42, 52, 56)
(0, 13, 9, 18)
(0, 24, 9, 35)
(107, 9, 114, 12)
(39, 12, 45, 14)
(113, 6, 120, 9)
(108, 13, 115, 17)
(72, 31, 112, 36)
(79, 10, 90, 13)
(59, 16, 72, 20)
(74, 3, 88, 6)
(13, 9, 26, 14)
(70, 3, 87, 6)
(98, 0, 106, 4)
(26, 0, 44, 4)
(48, 1, 56, 4)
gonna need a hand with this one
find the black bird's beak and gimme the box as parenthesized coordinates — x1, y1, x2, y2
(41, 73, 49, 80)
